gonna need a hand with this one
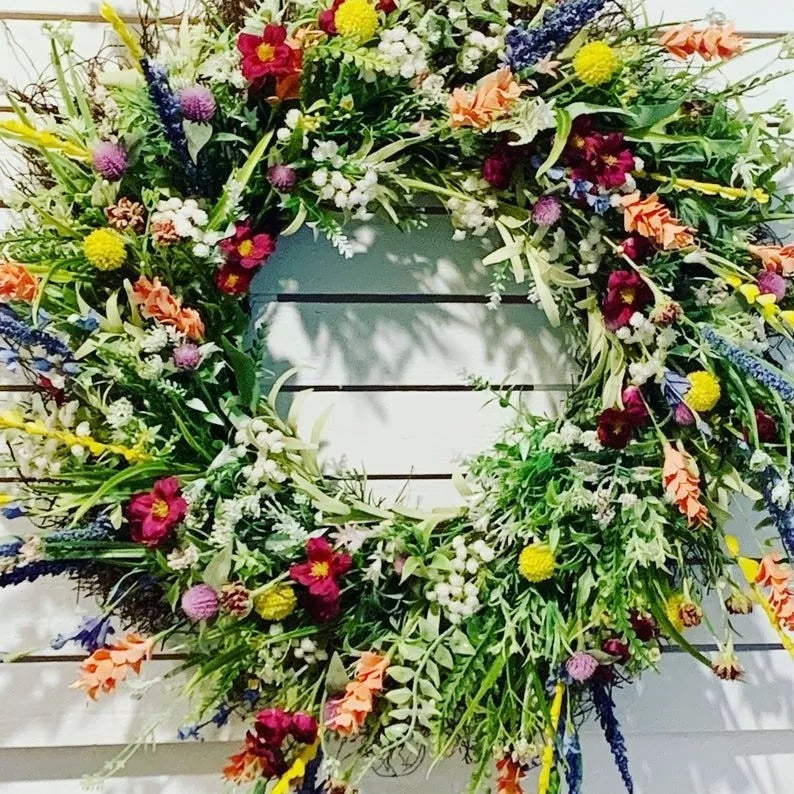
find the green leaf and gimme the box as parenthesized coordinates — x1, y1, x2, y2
(385, 687, 413, 705)
(220, 338, 260, 411)
(326, 652, 351, 693)
(434, 644, 454, 670)
(203, 546, 233, 590)
(387, 666, 415, 683)
(183, 121, 213, 164)
(536, 108, 572, 179)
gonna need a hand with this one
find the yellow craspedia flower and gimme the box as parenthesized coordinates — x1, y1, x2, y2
(684, 370, 721, 413)
(573, 41, 620, 86)
(83, 228, 126, 271)
(665, 594, 686, 632)
(254, 584, 297, 621)
(334, 0, 379, 43)
(518, 544, 556, 583)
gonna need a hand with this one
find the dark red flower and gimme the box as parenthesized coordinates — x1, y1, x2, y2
(755, 409, 779, 443)
(290, 712, 319, 744)
(622, 385, 648, 424)
(602, 270, 654, 331)
(596, 408, 638, 449)
(590, 664, 615, 684)
(482, 144, 520, 190)
(601, 638, 631, 664)
(566, 119, 635, 189)
(238, 26, 300, 82)
(127, 476, 187, 547)
(319, 0, 344, 34)
(255, 708, 293, 746)
(215, 261, 256, 296)
(219, 221, 276, 270)
(290, 537, 352, 622)
(617, 234, 654, 262)
(629, 611, 658, 642)
(378, 0, 398, 11)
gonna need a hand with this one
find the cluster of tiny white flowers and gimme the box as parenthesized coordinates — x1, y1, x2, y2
(541, 422, 601, 453)
(140, 325, 173, 354)
(235, 418, 288, 487)
(506, 738, 542, 766)
(459, 29, 500, 72)
(292, 637, 329, 665)
(378, 26, 428, 79)
(265, 513, 310, 553)
(628, 327, 677, 385)
(256, 625, 292, 684)
(313, 168, 379, 219)
(749, 449, 774, 472)
(618, 492, 640, 510)
(449, 193, 496, 239)
(771, 476, 791, 508)
(276, 108, 318, 148)
(426, 537, 494, 624)
(416, 73, 448, 105)
(91, 85, 121, 139)
(615, 311, 656, 345)
(209, 497, 245, 546)
(592, 486, 615, 528)
(136, 355, 165, 382)
(150, 198, 209, 248)
(105, 398, 135, 431)
(167, 544, 200, 571)
(7, 398, 80, 477)
(577, 217, 608, 274)
(199, 50, 247, 89)
(491, 98, 556, 146)
(693, 277, 730, 307)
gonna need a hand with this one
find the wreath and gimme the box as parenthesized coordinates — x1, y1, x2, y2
(1, 1, 794, 792)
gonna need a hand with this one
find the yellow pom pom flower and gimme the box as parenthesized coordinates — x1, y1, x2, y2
(83, 228, 126, 271)
(665, 594, 686, 632)
(334, 0, 379, 43)
(684, 370, 721, 413)
(254, 584, 297, 621)
(518, 544, 556, 583)
(573, 41, 620, 86)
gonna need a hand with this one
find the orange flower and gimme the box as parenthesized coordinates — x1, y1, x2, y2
(448, 68, 525, 129)
(223, 743, 266, 783)
(662, 442, 710, 526)
(749, 244, 794, 276)
(496, 756, 525, 794)
(71, 633, 154, 700)
(325, 652, 389, 736)
(131, 276, 205, 341)
(660, 22, 744, 61)
(622, 192, 695, 250)
(0, 261, 38, 303)
(755, 552, 794, 630)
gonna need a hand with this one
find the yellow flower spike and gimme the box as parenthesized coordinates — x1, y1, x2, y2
(271, 741, 319, 794)
(0, 120, 91, 161)
(99, 2, 144, 69)
(723, 274, 742, 289)
(649, 173, 770, 204)
(537, 682, 566, 794)
(739, 283, 761, 303)
(781, 310, 794, 326)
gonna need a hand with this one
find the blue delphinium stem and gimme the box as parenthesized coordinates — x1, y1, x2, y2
(760, 466, 794, 560)
(505, 0, 608, 71)
(564, 727, 583, 794)
(591, 683, 634, 794)
(0, 314, 73, 361)
(703, 327, 794, 403)
(141, 59, 203, 194)
(51, 614, 115, 652)
(297, 748, 324, 794)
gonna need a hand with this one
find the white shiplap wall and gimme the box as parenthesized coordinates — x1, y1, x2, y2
(1, 2, 794, 792)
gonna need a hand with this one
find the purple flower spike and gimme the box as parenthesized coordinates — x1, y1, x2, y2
(180, 85, 216, 122)
(92, 141, 128, 181)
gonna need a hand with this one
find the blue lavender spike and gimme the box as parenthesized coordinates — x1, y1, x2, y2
(759, 466, 794, 560)
(591, 684, 634, 794)
(0, 315, 73, 361)
(51, 614, 115, 652)
(297, 748, 324, 794)
(505, 0, 608, 72)
(564, 728, 583, 794)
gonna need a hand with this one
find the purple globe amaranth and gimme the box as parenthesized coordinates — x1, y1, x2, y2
(181, 584, 219, 621)
(565, 651, 599, 682)
(532, 195, 563, 227)
(173, 342, 202, 370)
(179, 85, 216, 122)
(268, 164, 298, 192)
(92, 141, 128, 181)
(757, 269, 787, 302)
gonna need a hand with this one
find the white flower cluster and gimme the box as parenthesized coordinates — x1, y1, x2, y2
(615, 311, 656, 345)
(577, 217, 609, 275)
(234, 418, 288, 488)
(311, 141, 380, 220)
(256, 624, 293, 684)
(276, 108, 323, 149)
(491, 98, 556, 146)
(378, 26, 428, 79)
(541, 422, 601, 453)
(426, 536, 494, 624)
(693, 277, 730, 307)
(459, 30, 500, 72)
(167, 544, 200, 571)
(292, 636, 328, 665)
(105, 397, 135, 431)
(417, 73, 448, 105)
(199, 49, 247, 89)
(449, 183, 497, 239)
(628, 326, 678, 385)
(151, 198, 207, 239)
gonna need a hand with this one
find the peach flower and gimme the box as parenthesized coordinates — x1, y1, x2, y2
(325, 652, 389, 736)
(132, 276, 205, 341)
(622, 192, 695, 250)
(749, 244, 794, 276)
(662, 442, 710, 526)
(0, 261, 38, 303)
(496, 756, 526, 794)
(71, 633, 154, 699)
(755, 552, 794, 630)
(448, 68, 525, 129)
(660, 22, 745, 61)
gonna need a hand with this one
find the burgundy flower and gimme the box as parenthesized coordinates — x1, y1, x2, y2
(238, 26, 300, 82)
(377, 0, 397, 12)
(289, 537, 352, 623)
(290, 712, 319, 744)
(617, 234, 654, 262)
(674, 403, 696, 425)
(215, 261, 256, 296)
(602, 270, 653, 331)
(601, 638, 631, 664)
(268, 164, 298, 193)
(127, 476, 187, 547)
(255, 708, 293, 746)
(597, 408, 640, 449)
(219, 221, 276, 270)
(755, 409, 779, 443)
(567, 119, 635, 189)
(482, 143, 520, 190)
(629, 611, 657, 642)
(319, 0, 344, 35)
(621, 385, 648, 423)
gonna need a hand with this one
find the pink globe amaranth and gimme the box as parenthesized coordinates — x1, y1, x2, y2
(290, 712, 319, 744)
(601, 637, 630, 663)
(565, 651, 599, 682)
(532, 196, 563, 227)
(173, 343, 201, 370)
(674, 402, 696, 426)
(179, 85, 216, 122)
(92, 141, 128, 181)
(757, 269, 787, 302)
(268, 164, 297, 192)
(181, 584, 219, 621)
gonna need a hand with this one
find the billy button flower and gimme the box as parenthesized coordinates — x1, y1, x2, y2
(82, 228, 127, 271)
(518, 543, 556, 583)
(333, 0, 379, 43)
(683, 370, 721, 413)
(573, 41, 620, 86)
(254, 583, 298, 621)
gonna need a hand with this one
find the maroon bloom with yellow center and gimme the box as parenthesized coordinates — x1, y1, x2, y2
(237, 25, 301, 82)
(289, 537, 352, 622)
(219, 221, 277, 270)
(127, 476, 187, 547)
(601, 269, 654, 331)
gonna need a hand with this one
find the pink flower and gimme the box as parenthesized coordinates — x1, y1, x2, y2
(179, 85, 216, 122)
(601, 638, 630, 663)
(127, 476, 187, 547)
(757, 270, 787, 302)
(255, 708, 294, 746)
(601, 270, 653, 331)
(289, 712, 319, 744)
(92, 141, 128, 181)
(238, 26, 300, 82)
(565, 651, 598, 682)
(219, 221, 276, 270)
(268, 164, 298, 192)
(289, 537, 352, 622)
(173, 343, 201, 370)
(532, 196, 563, 227)
(181, 584, 219, 621)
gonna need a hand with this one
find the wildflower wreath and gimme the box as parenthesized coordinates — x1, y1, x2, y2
(2, 0, 794, 792)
